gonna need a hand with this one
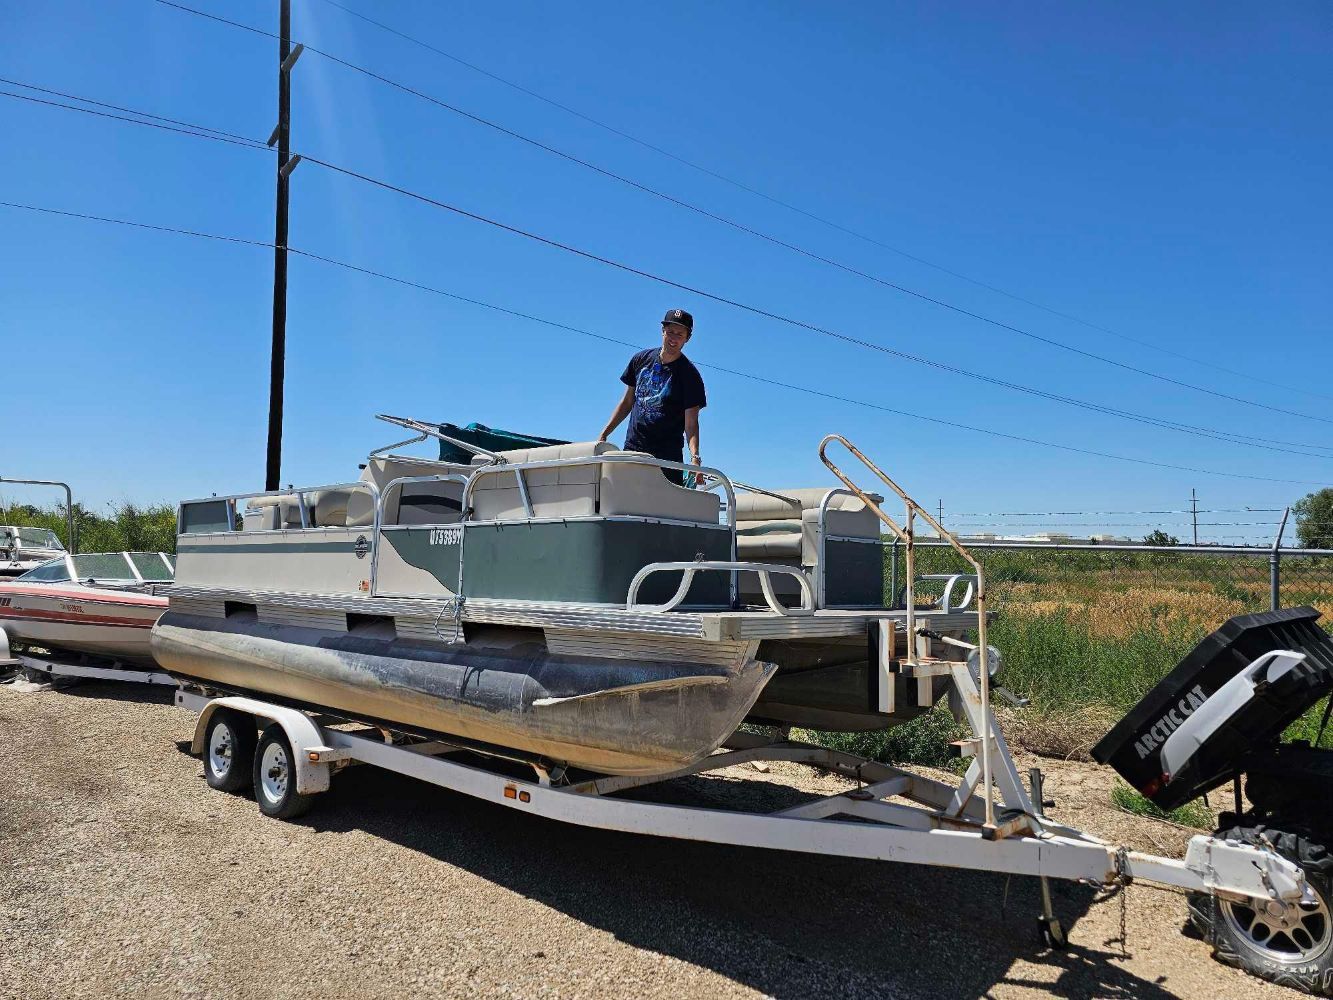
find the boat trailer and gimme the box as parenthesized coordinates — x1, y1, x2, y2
(174, 649, 1314, 953)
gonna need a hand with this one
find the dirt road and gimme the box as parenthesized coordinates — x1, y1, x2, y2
(0, 681, 1295, 999)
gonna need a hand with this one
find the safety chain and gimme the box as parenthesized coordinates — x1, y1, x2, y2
(1113, 845, 1131, 958)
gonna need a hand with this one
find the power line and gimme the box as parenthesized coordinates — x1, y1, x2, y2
(305, 0, 1333, 406)
(151, 0, 1333, 429)
(950, 508, 1286, 516)
(2, 196, 1329, 489)
(7, 79, 1333, 466)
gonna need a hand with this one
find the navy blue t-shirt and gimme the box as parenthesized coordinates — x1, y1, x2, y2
(620, 348, 707, 459)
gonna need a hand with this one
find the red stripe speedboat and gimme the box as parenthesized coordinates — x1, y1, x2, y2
(0, 552, 173, 664)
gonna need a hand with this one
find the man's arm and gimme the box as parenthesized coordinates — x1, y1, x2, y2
(684, 406, 701, 464)
(598, 385, 635, 443)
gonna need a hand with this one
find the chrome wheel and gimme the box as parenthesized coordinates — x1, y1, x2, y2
(259, 740, 290, 805)
(1220, 892, 1332, 965)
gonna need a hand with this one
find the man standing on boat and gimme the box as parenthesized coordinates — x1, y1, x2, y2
(598, 308, 706, 485)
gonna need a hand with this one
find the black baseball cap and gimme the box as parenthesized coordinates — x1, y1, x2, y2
(662, 308, 694, 332)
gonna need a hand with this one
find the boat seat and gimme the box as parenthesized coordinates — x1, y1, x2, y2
(314, 489, 358, 528)
(732, 488, 883, 604)
(244, 494, 307, 530)
(469, 442, 612, 521)
(467, 442, 720, 524)
(736, 519, 802, 560)
(598, 450, 720, 523)
(359, 456, 473, 526)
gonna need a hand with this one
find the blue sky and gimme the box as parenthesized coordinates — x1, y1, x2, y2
(2, 1, 1329, 543)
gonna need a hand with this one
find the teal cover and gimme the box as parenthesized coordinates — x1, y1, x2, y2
(437, 422, 568, 463)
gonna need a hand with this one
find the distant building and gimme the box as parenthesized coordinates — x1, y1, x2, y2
(922, 530, 1134, 544)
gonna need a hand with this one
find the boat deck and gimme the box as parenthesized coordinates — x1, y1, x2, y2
(167, 584, 984, 642)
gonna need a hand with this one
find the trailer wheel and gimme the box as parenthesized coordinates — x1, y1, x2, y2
(203, 709, 256, 794)
(253, 725, 315, 820)
(1188, 822, 1333, 996)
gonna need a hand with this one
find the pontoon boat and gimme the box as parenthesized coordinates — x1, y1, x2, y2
(153, 416, 991, 778)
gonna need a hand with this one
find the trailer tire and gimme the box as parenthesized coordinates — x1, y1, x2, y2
(1188, 822, 1333, 996)
(253, 725, 315, 820)
(203, 709, 257, 794)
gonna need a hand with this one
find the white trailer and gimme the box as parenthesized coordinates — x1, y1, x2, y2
(174, 682, 1315, 949)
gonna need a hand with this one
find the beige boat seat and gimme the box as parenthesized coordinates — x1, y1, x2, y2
(467, 442, 720, 524)
(243, 494, 307, 530)
(598, 450, 720, 523)
(732, 488, 883, 602)
(359, 456, 472, 526)
(736, 519, 803, 560)
(469, 441, 612, 521)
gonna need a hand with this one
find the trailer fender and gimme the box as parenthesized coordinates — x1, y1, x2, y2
(189, 695, 332, 795)
(0, 625, 18, 667)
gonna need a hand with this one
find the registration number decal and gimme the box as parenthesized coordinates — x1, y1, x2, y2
(428, 526, 462, 546)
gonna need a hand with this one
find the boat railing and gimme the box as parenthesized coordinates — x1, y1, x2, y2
(627, 561, 815, 615)
(177, 481, 382, 537)
(818, 433, 996, 828)
(372, 473, 473, 596)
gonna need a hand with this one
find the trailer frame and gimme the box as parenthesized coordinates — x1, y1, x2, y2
(174, 686, 1315, 930)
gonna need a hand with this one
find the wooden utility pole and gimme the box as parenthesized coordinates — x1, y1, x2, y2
(1190, 488, 1199, 545)
(266, 0, 302, 491)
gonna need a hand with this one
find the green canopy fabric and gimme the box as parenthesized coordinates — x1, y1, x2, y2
(437, 422, 568, 463)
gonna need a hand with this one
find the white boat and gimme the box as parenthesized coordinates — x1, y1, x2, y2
(1, 525, 67, 576)
(0, 551, 174, 664)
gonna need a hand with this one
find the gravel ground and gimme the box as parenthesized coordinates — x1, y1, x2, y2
(0, 680, 1301, 1000)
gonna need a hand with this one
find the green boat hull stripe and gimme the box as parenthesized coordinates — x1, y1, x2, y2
(178, 541, 362, 554)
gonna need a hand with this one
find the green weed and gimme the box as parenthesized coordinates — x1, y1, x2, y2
(1110, 781, 1213, 829)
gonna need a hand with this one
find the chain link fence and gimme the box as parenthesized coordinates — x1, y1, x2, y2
(889, 541, 1333, 617)
(883, 541, 1333, 731)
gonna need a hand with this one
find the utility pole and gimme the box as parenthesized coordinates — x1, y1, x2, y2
(937, 499, 944, 530)
(1190, 488, 1199, 545)
(266, 0, 303, 491)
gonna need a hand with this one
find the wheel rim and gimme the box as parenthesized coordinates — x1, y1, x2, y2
(260, 741, 290, 804)
(208, 723, 234, 778)
(1221, 890, 1332, 965)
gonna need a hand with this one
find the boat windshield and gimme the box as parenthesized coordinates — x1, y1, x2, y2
(70, 552, 139, 583)
(129, 551, 174, 581)
(15, 528, 64, 551)
(15, 558, 71, 583)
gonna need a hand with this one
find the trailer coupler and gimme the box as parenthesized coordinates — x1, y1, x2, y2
(1121, 834, 1314, 909)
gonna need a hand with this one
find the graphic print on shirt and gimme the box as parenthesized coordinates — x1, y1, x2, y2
(634, 361, 672, 415)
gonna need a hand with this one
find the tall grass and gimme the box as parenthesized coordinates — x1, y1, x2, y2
(0, 501, 178, 554)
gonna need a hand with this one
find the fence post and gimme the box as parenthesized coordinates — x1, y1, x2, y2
(1270, 507, 1291, 612)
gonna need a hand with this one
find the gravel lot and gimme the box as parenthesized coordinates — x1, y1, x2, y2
(0, 680, 1298, 1000)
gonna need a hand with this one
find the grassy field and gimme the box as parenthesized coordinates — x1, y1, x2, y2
(799, 545, 1333, 783)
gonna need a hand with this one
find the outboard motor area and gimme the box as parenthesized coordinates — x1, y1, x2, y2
(1093, 607, 1333, 811)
